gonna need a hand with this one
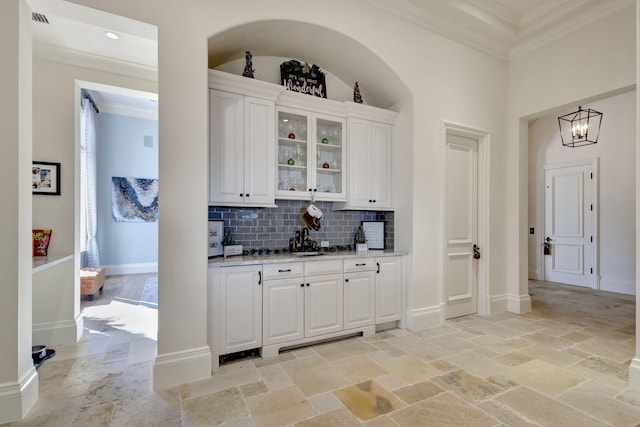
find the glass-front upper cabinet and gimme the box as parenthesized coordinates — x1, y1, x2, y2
(276, 107, 346, 201)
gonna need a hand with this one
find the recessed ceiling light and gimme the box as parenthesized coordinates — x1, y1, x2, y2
(105, 31, 120, 40)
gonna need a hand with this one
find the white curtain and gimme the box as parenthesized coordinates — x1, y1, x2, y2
(81, 96, 100, 267)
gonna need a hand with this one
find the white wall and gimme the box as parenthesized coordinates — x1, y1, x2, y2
(507, 5, 636, 311)
(0, 1, 38, 423)
(96, 112, 158, 273)
(528, 91, 636, 295)
(64, 0, 511, 387)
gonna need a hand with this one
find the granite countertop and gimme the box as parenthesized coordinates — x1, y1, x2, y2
(208, 250, 406, 267)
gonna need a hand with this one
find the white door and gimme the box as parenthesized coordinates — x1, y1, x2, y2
(544, 163, 594, 287)
(445, 133, 478, 319)
(375, 257, 402, 324)
(243, 96, 274, 204)
(263, 278, 304, 345)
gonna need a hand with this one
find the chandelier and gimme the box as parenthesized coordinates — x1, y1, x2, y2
(557, 106, 603, 148)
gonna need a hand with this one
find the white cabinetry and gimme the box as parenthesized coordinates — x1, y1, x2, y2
(276, 107, 346, 201)
(209, 70, 281, 207)
(345, 118, 394, 210)
(217, 265, 263, 355)
(375, 256, 402, 323)
(305, 273, 344, 337)
(263, 263, 304, 346)
(344, 258, 376, 329)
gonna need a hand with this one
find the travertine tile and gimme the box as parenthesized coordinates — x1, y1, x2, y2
(182, 387, 249, 426)
(312, 338, 377, 362)
(518, 344, 582, 367)
(378, 354, 441, 384)
(494, 351, 534, 366)
(246, 386, 316, 427)
(476, 400, 539, 427)
(393, 380, 444, 404)
(72, 402, 114, 426)
(295, 408, 361, 426)
(333, 380, 406, 421)
(331, 355, 389, 384)
(308, 391, 343, 414)
(180, 360, 260, 399)
(502, 359, 586, 396)
(558, 380, 640, 426)
(445, 350, 505, 378)
(391, 392, 497, 427)
(240, 380, 269, 398)
(497, 386, 608, 427)
(431, 369, 501, 403)
(110, 389, 182, 427)
(258, 364, 294, 391)
(281, 355, 349, 397)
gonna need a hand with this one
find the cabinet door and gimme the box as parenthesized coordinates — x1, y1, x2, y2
(276, 108, 311, 199)
(218, 265, 262, 355)
(375, 257, 402, 323)
(344, 271, 375, 329)
(371, 122, 393, 209)
(305, 274, 343, 337)
(210, 90, 244, 204)
(347, 118, 373, 209)
(314, 114, 346, 201)
(263, 278, 304, 345)
(244, 97, 275, 205)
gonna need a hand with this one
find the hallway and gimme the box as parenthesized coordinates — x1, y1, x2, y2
(6, 278, 640, 426)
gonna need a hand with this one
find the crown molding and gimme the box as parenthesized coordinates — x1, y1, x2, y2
(33, 42, 158, 82)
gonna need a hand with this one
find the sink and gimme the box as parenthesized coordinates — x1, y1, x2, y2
(293, 252, 324, 256)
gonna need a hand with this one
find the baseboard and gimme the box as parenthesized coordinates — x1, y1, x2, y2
(490, 294, 509, 314)
(32, 316, 82, 347)
(600, 278, 635, 295)
(0, 367, 38, 424)
(507, 293, 532, 314)
(153, 346, 212, 390)
(103, 262, 158, 276)
(405, 305, 441, 331)
(629, 358, 640, 391)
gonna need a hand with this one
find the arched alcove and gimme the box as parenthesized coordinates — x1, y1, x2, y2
(207, 20, 411, 109)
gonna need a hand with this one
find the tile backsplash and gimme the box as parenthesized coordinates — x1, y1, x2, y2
(208, 200, 394, 251)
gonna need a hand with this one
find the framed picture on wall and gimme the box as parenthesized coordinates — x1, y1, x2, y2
(208, 220, 224, 257)
(32, 161, 60, 195)
(362, 221, 385, 250)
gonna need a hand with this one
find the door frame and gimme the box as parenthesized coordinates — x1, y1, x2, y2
(441, 121, 490, 317)
(539, 158, 599, 289)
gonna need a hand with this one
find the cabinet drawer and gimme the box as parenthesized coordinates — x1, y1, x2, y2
(263, 262, 304, 280)
(343, 258, 376, 273)
(304, 259, 343, 276)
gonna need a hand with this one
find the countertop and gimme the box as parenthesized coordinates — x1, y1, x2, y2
(32, 254, 74, 273)
(208, 250, 406, 267)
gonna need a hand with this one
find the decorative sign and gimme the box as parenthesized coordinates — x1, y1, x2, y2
(280, 60, 327, 99)
(362, 221, 385, 250)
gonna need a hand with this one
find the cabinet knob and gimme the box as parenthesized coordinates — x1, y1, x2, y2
(372, 200, 376, 203)
(300, 283, 304, 288)
(240, 193, 244, 197)
(246, 194, 250, 197)
(345, 279, 349, 283)
(306, 283, 310, 287)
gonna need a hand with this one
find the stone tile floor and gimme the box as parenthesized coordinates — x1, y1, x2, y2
(5, 278, 640, 426)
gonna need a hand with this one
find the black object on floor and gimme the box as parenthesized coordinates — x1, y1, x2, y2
(32, 345, 56, 370)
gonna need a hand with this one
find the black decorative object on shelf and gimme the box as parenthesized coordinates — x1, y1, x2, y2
(280, 60, 326, 98)
(221, 227, 236, 246)
(242, 50, 254, 78)
(353, 82, 363, 104)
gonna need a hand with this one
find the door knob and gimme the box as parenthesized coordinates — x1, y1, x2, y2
(546, 236, 552, 242)
(473, 244, 481, 260)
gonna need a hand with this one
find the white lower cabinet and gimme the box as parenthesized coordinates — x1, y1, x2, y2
(218, 265, 263, 355)
(305, 273, 344, 337)
(212, 255, 402, 361)
(375, 256, 402, 323)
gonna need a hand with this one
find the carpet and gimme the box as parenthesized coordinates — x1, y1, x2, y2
(140, 277, 158, 307)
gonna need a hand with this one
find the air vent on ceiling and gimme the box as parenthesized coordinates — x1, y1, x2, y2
(32, 12, 49, 24)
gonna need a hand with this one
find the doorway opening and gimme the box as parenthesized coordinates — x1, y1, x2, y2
(76, 81, 159, 344)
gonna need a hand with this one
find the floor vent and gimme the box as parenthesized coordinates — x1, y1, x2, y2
(32, 12, 49, 24)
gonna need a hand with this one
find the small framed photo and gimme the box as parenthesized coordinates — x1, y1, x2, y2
(208, 220, 224, 257)
(32, 161, 60, 195)
(361, 221, 385, 250)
